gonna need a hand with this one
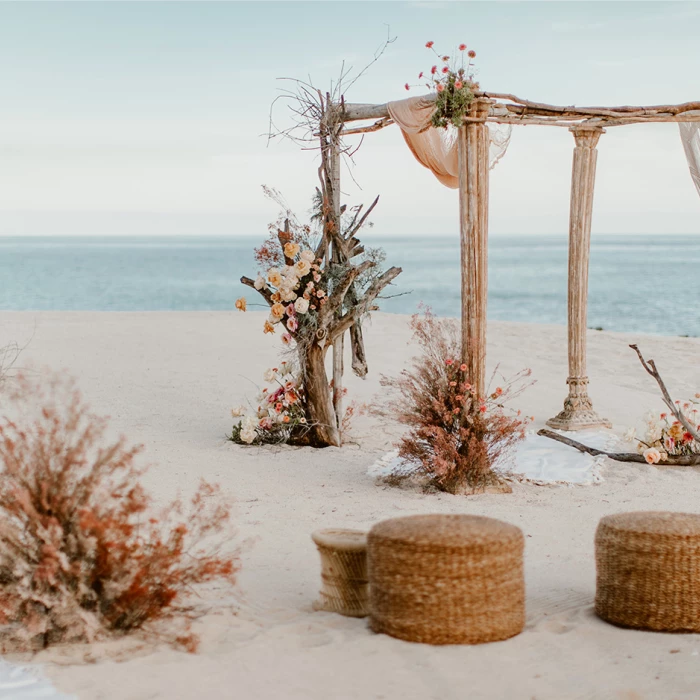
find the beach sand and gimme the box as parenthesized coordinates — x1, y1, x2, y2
(1, 310, 700, 700)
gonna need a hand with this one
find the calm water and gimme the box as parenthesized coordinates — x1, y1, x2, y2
(0, 235, 698, 337)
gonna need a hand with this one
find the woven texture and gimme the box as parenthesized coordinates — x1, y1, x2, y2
(312, 529, 368, 618)
(367, 514, 525, 644)
(595, 511, 700, 632)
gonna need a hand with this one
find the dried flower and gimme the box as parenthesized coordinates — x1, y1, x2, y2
(442, 66, 449, 74)
(235, 297, 247, 312)
(263, 320, 275, 334)
(455, 81, 463, 90)
(459, 43, 467, 51)
(468, 49, 476, 58)
(431, 65, 437, 75)
(405, 83, 410, 91)
(270, 303, 285, 320)
(425, 41, 434, 48)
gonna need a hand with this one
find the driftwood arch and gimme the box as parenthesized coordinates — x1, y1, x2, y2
(337, 93, 700, 430)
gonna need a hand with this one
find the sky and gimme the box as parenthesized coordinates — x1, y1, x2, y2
(2, 0, 700, 237)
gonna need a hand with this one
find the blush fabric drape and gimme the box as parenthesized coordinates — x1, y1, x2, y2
(386, 96, 511, 189)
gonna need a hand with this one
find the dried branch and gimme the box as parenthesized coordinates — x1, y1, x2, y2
(240, 277, 273, 307)
(630, 344, 700, 444)
(330, 265, 402, 341)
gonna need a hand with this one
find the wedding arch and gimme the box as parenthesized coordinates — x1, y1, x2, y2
(328, 92, 700, 431)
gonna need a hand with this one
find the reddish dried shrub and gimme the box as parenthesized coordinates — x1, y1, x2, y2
(381, 310, 533, 494)
(0, 373, 240, 653)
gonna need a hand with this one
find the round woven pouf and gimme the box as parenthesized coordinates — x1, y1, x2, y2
(367, 514, 525, 644)
(311, 528, 368, 618)
(595, 511, 700, 632)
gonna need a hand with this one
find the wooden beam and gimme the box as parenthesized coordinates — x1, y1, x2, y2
(547, 126, 611, 431)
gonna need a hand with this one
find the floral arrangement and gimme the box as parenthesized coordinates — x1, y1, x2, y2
(230, 362, 309, 445)
(405, 41, 479, 129)
(629, 397, 700, 464)
(380, 310, 533, 494)
(0, 373, 239, 653)
(236, 187, 400, 448)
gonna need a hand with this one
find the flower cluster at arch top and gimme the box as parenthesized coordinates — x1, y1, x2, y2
(405, 41, 479, 129)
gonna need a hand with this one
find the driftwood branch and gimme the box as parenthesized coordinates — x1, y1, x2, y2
(240, 276, 274, 307)
(630, 344, 700, 444)
(537, 429, 700, 466)
(330, 265, 402, 341)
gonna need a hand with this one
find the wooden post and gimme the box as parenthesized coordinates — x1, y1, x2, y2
(330, 121, 344, 431)
(547, 126, 611, 431)
(457, 99, 491, 401)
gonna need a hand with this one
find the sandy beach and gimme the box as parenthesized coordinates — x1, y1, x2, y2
(0, 310, 698, 699)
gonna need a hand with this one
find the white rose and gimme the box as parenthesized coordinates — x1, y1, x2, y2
(294, 297, 310, 314)
(267, 268, 282, 287)
(295, 260, 311, 277)
(280, 287, 297, 303)
(282, 265, 298, 279)
(643, 447, 662, 465)
(240, 429, 256, 444)
(254, 275, 265, 290)
(300, 249, 315, 263)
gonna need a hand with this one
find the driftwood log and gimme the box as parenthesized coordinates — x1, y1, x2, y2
(537, 429, 700, 466)
(538, 345, 700, 466)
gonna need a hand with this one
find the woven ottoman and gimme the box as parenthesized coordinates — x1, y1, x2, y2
(596, 511, 700, 632)
(367, 514, 525, 644)
(311, 528, 369, 617)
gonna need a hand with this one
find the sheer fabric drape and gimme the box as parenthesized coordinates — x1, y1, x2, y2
(386, 96, 511, 189)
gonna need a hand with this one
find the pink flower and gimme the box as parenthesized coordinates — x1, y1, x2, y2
(643, 447, 662, 465)
(442, 66, 449, 74)
(459, 43, 467, 51)
(468, 50, 476, 58)
(431, 65, 437, 75)
(479, 405, 487, 413)
(404, 83, 410, 91)
(449, 381, 457, 387)
(445, 359, 454, 366)
(418, 71, 424, 79)
(281, 333, 292, 345)
(459, 363, 467, 372)
(425, 41, 434, 48)
(455, 81, 463, 89)
(436, 83, 444, 93)
(286, 317, 298, 333)
(286, 303, 296, 316)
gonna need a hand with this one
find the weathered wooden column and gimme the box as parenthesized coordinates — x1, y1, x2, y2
(457, 99, 492, 401)
(330, 122, 344, 431)
(547, 126, 611, 431)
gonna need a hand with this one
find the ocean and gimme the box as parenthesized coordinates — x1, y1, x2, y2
(0, 234, 698, 337)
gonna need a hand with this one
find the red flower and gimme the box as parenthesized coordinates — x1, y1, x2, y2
(431, 65, 437, 75)
(495, 387, 503, 396)
(445, 359, 453, 366)
(455, 81, 463, 90)
(436, 83, 444, 93)
(404, 83, 410, 91)
(418, 71, 424, 79)
(459, 43, 467, 51)
(453, 407, 460, 415)
(683, 432, 694, 443)
(468, 50, 476, 58)
(425, 41, 434, 48)
(442, 55, 449, 62)
(442, 66, 449, 74)
(479, 404, 487, 413)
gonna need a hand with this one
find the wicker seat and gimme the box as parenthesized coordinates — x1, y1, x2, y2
(596, 511, 700, 632)
(367, 514, 525, 644)
(311, 528, 369, 618)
